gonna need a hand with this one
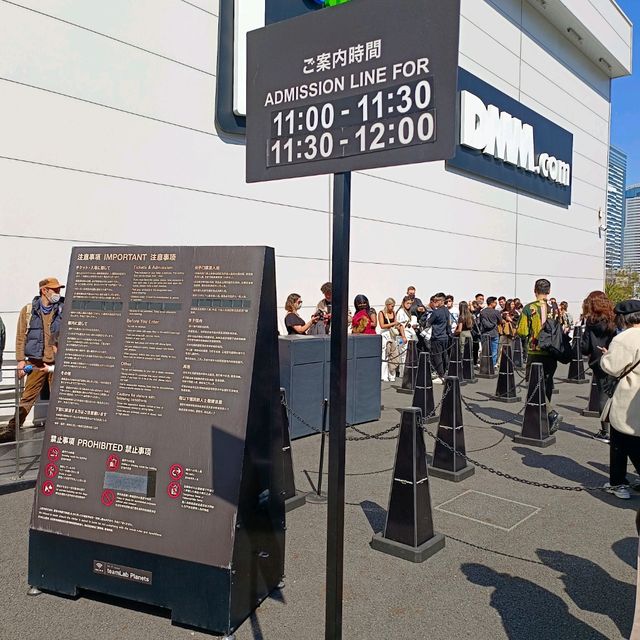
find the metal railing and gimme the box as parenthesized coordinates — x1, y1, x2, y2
(0, 363, 48, 490)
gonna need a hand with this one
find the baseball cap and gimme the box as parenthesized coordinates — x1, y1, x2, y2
(39, 277, 65, 290)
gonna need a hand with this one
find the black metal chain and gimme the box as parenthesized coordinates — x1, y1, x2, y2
(347, 423, 401, 441)
(421, 421, 620, 492)
(346, 382, 452, 441)
(460, 378, 542, 426)
(281, 396, 402, 442)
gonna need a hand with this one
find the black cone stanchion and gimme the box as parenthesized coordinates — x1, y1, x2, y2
(492, 345, 521, 403)
(446, 337, 466, 384)
(514, 363, 556, 447)
(582, 374, 601, 418)
(513, 336, 525, 369)
(398, 340, 419, 394)
(461, 337, 477, 384)
(280, 389, 306, 512)
(565, 326, 588, 384)
(429, 377, 474, 481)
(412, 351, 438, 424)
(477, 335, 497, 379)
(370, 407, 445, 562)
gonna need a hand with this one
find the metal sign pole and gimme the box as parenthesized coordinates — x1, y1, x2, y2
(325, 171, 351, 640)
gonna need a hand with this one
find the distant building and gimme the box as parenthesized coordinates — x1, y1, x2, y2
(607, 146, 627, 269)
(625, 185, 640, 271)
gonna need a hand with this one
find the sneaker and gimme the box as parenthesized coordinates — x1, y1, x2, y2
(603, 483, 631, 499)
(432, 377, 444, 385)
(592, 430, 610, 444)
(548, 411, 563, 434)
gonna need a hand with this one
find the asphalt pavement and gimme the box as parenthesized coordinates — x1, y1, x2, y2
(0, 364, 637, 639)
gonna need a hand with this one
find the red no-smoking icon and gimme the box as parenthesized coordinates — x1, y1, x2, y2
(45, 463, 58, 479)
(101, 489, 116, 506)
(41, 481, 55, 496)
(167, 482, 182, 499)
(106, 454, 120, 471)
(169, 464, 184, 480)
(47, 446, 61, 462)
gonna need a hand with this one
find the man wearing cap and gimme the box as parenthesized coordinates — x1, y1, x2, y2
(0, 277, 65, 443)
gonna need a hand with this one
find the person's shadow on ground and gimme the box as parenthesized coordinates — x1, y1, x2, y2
(612, 536, 639, 570)
(512, 447, 638, 511)
(536, 548, 635, 639)
(461, 563, 609, 639)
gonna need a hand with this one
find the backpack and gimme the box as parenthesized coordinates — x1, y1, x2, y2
(537, 318, 572, 364)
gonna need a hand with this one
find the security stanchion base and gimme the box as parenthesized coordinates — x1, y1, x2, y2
(462, 378, 478, 384)
(285, 492, 307, 513)
(563, 379, 589, 385)
(513, 434, 556, 448)
(428, 465, 475, 482)
(477, 373, 498, 379)
(370, 532, 445, 563)
(305, 491, 328, 504)
(582, 410, 600, 418)
(552, 388, 559, 394)
(425, 415, 440, 425)
(396, 387, 415, 395)
(492, 395, 522, 404)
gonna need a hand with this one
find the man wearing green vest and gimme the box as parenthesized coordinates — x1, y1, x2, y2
(517, 278, 562, 434)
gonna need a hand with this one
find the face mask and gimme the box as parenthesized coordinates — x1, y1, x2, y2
(48, 292, 61, 304)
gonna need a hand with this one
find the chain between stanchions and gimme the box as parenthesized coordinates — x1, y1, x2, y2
(459, 377, 542, 427)
(281, 397, 402, 441)
(345, 382, 452, 441)
(381, 336, 459, 364)
(420, 422, 619, 492)
(283, 383, 619, 493)
(281, 381, 452, 443)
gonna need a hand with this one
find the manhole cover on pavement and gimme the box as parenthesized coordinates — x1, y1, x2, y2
(435, 490, 540, 532)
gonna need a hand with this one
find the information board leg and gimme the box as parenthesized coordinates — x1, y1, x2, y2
(325, 172, 351, 640)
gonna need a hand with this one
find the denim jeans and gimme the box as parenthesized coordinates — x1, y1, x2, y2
(489, 336, 499, 367)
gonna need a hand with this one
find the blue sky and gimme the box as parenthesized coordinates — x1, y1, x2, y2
(611, 0, 638, 186)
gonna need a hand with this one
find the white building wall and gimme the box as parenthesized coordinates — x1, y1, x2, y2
(0, 0, 624, 354)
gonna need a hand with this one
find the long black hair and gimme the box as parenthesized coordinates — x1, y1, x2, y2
(354, 294, 370, 312)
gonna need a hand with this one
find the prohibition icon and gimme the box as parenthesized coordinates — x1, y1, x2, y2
(167, 482, 182, 499)
(169, 464, 184, 480)
(41, 481, 55, 496)
(45, 463, 58, 479)
(47, 446, 61, 462)
(101, 489, 116, 507)
(106, 454, 120, 471)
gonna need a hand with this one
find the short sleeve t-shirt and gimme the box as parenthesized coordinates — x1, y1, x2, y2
(285, 313, 305, 335)
(480, 308, 502, 337)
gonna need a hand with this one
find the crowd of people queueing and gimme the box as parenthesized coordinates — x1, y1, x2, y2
(283, 279, 640, 501)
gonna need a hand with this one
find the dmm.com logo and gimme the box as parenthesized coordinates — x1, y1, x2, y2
(460, 90, 571, 187)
